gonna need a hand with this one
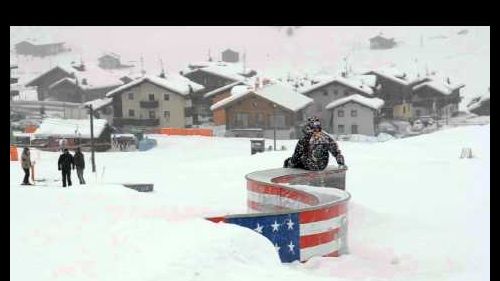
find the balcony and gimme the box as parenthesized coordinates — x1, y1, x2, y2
(113, 117, 160, 127)
(140, 100, 159, 108)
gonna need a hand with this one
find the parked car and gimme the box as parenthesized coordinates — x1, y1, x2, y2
(412, 120, 424, 131)
(416, 116, 436, 127)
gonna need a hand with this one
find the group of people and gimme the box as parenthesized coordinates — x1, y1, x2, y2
(20, 115, 343, 188)
(20, 147, 87, 187)
(112, 136, 134, 151)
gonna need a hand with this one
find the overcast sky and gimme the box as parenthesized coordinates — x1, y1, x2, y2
(10, 26, 489, 78)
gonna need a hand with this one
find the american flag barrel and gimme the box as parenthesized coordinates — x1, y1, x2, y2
(206, 166, 350, 263)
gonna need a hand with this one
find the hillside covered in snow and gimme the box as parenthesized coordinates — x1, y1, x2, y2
(11, 26, 489, 109)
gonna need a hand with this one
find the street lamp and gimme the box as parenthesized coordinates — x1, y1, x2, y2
(84, 104, 96, 172)
(273, 103, 277, 151)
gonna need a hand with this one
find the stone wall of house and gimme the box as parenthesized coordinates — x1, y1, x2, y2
(119, 81, 187, 128)
(304, 82, 370, 128)
(329, 102, 377, 136)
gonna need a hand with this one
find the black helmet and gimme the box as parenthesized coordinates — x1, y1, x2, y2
(303, 116, 321, 134)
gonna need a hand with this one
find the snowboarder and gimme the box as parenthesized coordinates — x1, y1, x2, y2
(73, 147, 86, 185)
(58, 148, 75, 187)
(21, 147, 33, 185)
(283, 116, 345, 171)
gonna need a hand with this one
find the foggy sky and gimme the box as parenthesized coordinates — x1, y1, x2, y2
(10, 26, 489, 78)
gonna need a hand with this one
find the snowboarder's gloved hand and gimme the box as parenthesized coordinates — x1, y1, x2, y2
(336, 154, 345, 166)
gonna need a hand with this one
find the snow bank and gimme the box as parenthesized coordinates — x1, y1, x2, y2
(11, 123, 489, 281)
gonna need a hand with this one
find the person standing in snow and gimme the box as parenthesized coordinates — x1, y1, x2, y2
(73, 147, 86, 185)
(20, 147, 33, 185)
(58, 148, 75, 187)
(284, 116, 345, 171)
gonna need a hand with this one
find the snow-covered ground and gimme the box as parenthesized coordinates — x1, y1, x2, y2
(10, 124, 490, 281)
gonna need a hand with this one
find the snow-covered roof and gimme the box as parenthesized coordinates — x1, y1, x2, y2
(300, 76, 374, 96)
(211, 82, 313, 112)
(48, 77, 76, 89)
(106, 74, 204, 98)
(71, 64, 126, 90)
(16, 39, 65, 46)
(13, 132, 32, 137)
(203, 81, 246, 98)
(467, 91, 489, 111)
(26, 65, 73, 86)
(365, 67, 425, 86)
(83, 98, 113, 111)
(184, 61, 256, 81)
(370, 34, 394, 41)
(413, 79, 465, 95)
(222, 48, 238, 54)
(27, 63, 125, 90)
(100, 52, 120, 60)
(326, 94, 385, 110)
(34, 118, 108, 139)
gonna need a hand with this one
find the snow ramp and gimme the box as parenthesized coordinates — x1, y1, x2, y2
(207, 166, 350, 263)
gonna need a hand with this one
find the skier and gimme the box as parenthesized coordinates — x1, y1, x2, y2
(20, 147, 33, 185)
(58, 148, 75, 187)
(283, 116, 345, 171)
(73, 147, 86, 185)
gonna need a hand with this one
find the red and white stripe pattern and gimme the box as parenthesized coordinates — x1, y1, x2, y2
(247, 180, 319, 212)
(246, 179, 349, 261)
(207, 168, 350, 263)
(299, 203, 348, 260)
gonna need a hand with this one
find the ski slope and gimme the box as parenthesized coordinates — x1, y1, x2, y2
(10, 124, 490, 281)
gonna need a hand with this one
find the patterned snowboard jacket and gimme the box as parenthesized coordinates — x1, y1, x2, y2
(289, 131, 345, 171)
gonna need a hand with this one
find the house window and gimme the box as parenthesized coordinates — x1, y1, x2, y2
(128, 92, 134, 100)
(102, 107, 111, 115)
(149, 111, 156, 119)
(403, 106, 406, 114)
(255, 113, 264, 127)
(148, 94, 155, 101)
(334, 89, 338, 96)
(338, 124, 345, 134)
(323, 90, 328, 96)
(129, 109, 135, 117)
(270, 113, 286, 129)
(164, 94, 169, 101)
(338, 110, 344, 117)
(351, 109, 357, 117)
(352, 124, 358, 134)
(235, 112, 249, 127)
(164, 111, 170, 121)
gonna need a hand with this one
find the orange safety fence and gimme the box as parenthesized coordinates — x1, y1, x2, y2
(159, 128, 213, 137)
(10, 145, 18, 161)
(24, 125, 37, 133)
